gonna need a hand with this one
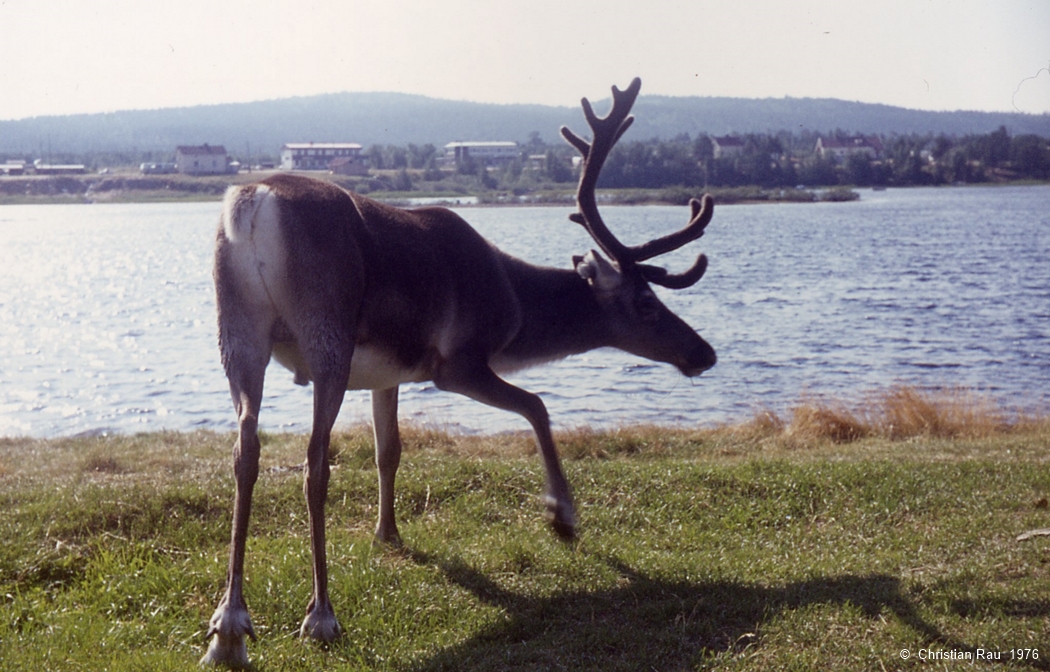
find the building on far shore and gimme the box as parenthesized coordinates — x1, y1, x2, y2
(815, 136, 883, 163)
(140, 162, 177, 175)
(444, 141, 518, 168)
(280, 142, 367, 174)
(175, 144, 229, 175)
(711, 136, 745, 160)
(1, 160, 26, 175)
(32, 160, 86, 175)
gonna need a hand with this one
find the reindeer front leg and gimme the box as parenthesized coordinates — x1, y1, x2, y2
(434, 355, 576, 539)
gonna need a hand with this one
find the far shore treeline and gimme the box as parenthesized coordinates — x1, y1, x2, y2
(3, 125, 1048, 200)
(355, 125, 1050, 190)
(1, 128, 1047, 208)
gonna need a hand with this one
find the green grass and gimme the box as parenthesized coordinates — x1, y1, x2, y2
(1, 407, 1049, 670)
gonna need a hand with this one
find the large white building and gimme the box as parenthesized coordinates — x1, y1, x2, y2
(815, 136, 883, 163)
(175, 145, 229, 175)
(444, 141, 519, 167)
(281, 142, 367, 174)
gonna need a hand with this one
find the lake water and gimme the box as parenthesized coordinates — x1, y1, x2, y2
(1, 185, 1047, 438)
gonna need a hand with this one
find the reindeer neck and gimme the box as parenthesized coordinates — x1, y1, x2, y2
(498, 255, 612, 365)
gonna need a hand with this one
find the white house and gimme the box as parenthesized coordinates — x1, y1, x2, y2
(711, 136, 745, 160)
(1, 160, 26, 175)
(444, 141, 518, 167)
(175, 145, 229, 175)
(280, 142, 367, 174)
(815, 136, 883, 162)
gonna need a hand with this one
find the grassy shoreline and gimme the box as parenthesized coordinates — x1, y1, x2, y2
(3, 170, 1045, 207)
(2, 388, 1048, 670)
(0, 172, 862, 206)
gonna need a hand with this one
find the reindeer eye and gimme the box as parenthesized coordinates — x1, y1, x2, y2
(637, 293, 662, 323)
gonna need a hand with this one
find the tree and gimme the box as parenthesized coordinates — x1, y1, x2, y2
(501, 157, 524, 184)
(477, 165, 498, 190)
(366, 144, 385, 170)
(422, 156, 444, 181)
(693, 135, 714, 187)
(798, 155, 837, 186)
(596, 140, 703, 189)
(524, 131, 546, 156)
(971, 126, 1010, 168)
(885, 137, 931, 185)
(736, 135, 784, 187)
(388, 146, 408, 170)
(1010, 134, 1050, 179)
(931, 134, 952, 162)
(456, 152, 477, 176)
(545, 150, 573, 183)
(844, 153, 874, 186)
(392, 168, 413, 191)
(407, 143, 437, 169)
(949, 151, 972, 183)
(893, 152, 929, 185)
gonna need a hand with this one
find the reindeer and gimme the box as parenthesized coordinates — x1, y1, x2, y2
(203, 78, 717, 666)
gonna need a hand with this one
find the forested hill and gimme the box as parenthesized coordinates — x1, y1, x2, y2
(2, 91, 1048, 156)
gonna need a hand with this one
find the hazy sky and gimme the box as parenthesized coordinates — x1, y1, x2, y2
(1, 0, 1048, 121)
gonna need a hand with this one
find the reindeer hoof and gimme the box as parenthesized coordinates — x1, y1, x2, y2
(373, 525, 403, 550)
(551, 517, 576, 540)
(200, 634, 250, 668)
(300, 606, 342, 643)
(544, 495, 577, 540)
(201, 601, 255, 668)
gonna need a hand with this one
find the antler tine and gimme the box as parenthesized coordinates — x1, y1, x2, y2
(560, 126, 591, 158)
(639, 254, 708, 290)
(630, 195, 715, 262)
(560, 82, 640, 156)
(561, 78, 642, 264)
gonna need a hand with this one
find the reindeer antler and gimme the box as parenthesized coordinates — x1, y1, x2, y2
(561, 78, 714, 289)
(560, 78, 641, 264)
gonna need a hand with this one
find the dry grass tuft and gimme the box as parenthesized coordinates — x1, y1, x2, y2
(1014, 414, 1050, 438)
(705, 410, 785, 455)
(776, 385, 1017, 444)
(787, 401, 870, 444)
(747, 409, 787, 436)
(873, 385, 1008, 439)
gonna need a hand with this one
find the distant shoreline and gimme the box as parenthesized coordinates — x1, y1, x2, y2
(4, 171, 1045, 207)
(2, 172, 1041, 205)
(0, 172, 868, 206)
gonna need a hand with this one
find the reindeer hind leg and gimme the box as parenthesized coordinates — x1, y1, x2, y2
(372, 387, 403, 547)
(297, 323, 354, 642)
(203, 314, 271, 667)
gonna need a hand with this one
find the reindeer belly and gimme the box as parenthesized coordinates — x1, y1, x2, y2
(346, 344, 431, 389)
(271, 340, 431, 390)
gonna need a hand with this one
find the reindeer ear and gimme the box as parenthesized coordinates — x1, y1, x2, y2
(576, 250, 621, 290)
(575, 253, 596, 281)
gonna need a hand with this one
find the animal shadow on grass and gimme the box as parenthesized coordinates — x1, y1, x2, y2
(406, 551, 1050, 671)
